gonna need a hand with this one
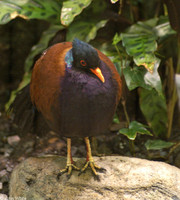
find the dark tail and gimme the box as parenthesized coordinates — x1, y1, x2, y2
(10, 84, 50, 135)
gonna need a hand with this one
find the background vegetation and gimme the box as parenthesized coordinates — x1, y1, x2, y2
(0, 0, 180, 156)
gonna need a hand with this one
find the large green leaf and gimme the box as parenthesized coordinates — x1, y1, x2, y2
(154, 21, 176, 42)
(121, 32, 158, 73)
(126, 18, 158, 34)
(120, 17, 175, 73)
(119, 121, 152, 140)
(61, 0, 92, 26)
(0, 1, 22, 24)
(145, 139, 175, 150)
(114, 41, 162, 94)
(123, 65, 151, 91)
(123, 58, 162, 94)
(114, 18, 171, 94)
(0, 0, 61, 24)
(67, 19, 108, 42)
(139, 88, 168, 137)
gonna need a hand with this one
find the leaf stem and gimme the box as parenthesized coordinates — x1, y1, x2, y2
(118, 0, 123, 15)
(115, 40, 134, 154)
(176, 33, 180, 73)
(128, 0, 134, 23)
(129, 140, 135, 156)
(121, 97, 130, 126)
(114, 44, 124, 74)
(167, 34, 180, 138)
(167, 85, 177, 138)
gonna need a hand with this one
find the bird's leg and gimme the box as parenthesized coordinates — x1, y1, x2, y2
(57, 138, 80, 179)
(79, 137, 106, 178)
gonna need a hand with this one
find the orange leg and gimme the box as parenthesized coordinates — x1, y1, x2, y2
(58, 138, 80, 179)
(79, 137, 105, 178)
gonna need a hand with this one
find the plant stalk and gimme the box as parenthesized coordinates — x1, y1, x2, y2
(167, 34, 180, 138)
(167, 83, 177, 138)
(121, 97, 130, 126)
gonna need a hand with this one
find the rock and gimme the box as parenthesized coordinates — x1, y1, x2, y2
(0, 170, 6, 177)
(7, 135, 20, 146)
(0, 194, 8, 200)
(9, 156, 180, 200)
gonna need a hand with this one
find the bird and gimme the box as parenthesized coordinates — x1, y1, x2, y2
(13, 38, 122, 179)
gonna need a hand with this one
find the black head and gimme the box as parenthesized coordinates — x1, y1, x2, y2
(72, 38, 100, 70)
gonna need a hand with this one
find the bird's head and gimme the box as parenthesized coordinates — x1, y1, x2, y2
(72, 38, 105, 83)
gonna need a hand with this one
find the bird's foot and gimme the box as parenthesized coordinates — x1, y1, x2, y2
(57, 163, 80, 180)
(79, 160, 106, 180)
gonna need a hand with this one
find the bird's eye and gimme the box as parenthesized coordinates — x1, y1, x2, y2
(80, 60, 87, 66)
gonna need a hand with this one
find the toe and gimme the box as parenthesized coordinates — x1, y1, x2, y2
(96, 167, 106, 173)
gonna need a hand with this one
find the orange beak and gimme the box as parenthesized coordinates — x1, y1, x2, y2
(90, 67, 105, 83)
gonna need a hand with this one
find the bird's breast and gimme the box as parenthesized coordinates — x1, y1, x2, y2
(50, 61, 118, 137)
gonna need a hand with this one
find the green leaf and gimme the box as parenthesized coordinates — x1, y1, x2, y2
(120, 18, 161, 73)
(67, 19, 108, 42)
(145, 139, 175, 150)
(0, 0, 61, 24)
(113, 114, 120, 124)
(123, 65, 152, 91)
(139, 88, 168, 137)
(120, 17, 176, 73)
(154, 22, 176, 41)
(143, 58, 162, 94)
(61, 0, 92, 26)
(20, 0, 61, 23)
(119, 121, 152, 140)
(112, 33, 122, 45)
(4, 0, 29, 5)
(121, 32, 158, 73)
(127, 18, 159, 34)
(110, 0, 119, 4)
(0, 1, 21, 24)
(123, 58, 162, 94)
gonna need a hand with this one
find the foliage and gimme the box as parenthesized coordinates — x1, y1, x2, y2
(145, 139, 175, 150)
(121, 19, 159, 73)
(0, 0, 61, 24)
(2, 0, 180, 151)
(66, 19, 108, 42)
(119, 121, 152, 140)
(139, 88, 168, 137)
(61, 0, 92, 26)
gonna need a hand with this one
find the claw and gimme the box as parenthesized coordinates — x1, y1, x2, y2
(57, 138, 80, 180)
(80, 137, 106, 179)
(79, 160, 105, 177)
(57, 164, 80, 179)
